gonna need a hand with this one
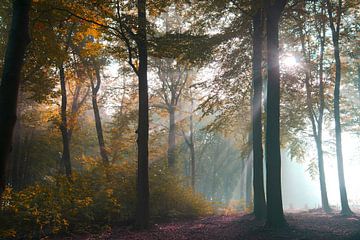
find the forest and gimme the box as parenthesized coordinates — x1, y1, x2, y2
(0, 0, 359, 239)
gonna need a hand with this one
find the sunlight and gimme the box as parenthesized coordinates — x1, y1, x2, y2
(306, 131, 360, 208)
(281, 54, 299, 69)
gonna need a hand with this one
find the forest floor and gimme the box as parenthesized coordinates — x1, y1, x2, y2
(61, 210, 360, 240)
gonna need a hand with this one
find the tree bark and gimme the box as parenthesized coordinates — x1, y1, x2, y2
(265, 0, 287, 228)
(135, 0, 150, 229)
(326, 0, 352, 216)
(0, 0, 31, 196)
(91, 64, 109, 166)
(59, 64, 72, 179)
(252, 5, 267, 220)
(167, 106, 176, 168)
(245, 157, 253, 209)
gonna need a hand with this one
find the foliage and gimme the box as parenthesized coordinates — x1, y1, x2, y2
(149, 162, 213, 219)
(0, 160, 212, 239)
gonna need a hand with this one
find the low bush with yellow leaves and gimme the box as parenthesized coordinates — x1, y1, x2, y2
(0, 160, 212, 239)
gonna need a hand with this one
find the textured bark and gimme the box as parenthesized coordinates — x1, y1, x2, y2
(252, 5, 267, 220)
(135, 0, 150, 229)
(265, 0, 287, 228)
(0, 0, 31, 196)
(326, 0, 352, 216)
(91, 64, 109, 165)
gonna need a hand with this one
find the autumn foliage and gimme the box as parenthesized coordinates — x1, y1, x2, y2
(0, 160, 212, 238)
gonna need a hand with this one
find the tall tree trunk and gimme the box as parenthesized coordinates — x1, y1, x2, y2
(317, 12, 331, 212)
(135, 0, 149, 229)
(59, 64, 72, 179)
(91, 64, 109, 165)
(57, 24, 76, 179)
(265, 0, 287, 228)
(167, 106, 176, 169)
(326, 0, 352, 216)
(252, 5, 267, 220)
(183, 104, 196, 190)
(299, 14, 331, 212)
(245, 157, 253, 209)
(0, 0, 31, 196)
(189, 112, 195, 190)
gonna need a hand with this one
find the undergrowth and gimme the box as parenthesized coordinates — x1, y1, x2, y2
(0, 160, 213, 239)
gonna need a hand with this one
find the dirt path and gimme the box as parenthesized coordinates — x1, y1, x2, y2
(63, 211, 360, 240)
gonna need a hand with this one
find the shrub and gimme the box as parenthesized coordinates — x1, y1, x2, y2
(0, 160, 212, 239)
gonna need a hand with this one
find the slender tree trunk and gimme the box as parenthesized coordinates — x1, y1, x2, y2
(59, 64, 72, 179)
(252, 5, 267, 220)
(182, 94, 196, 190)
(189, 112, 195, 190)
(245, 157, 253, 209)
(135, 0, 149, 229)
(91, 65, 109, 165)
(0, 0, 31, 196)
(211, 166, 216, 200)
(317, 15, 331, 212)
(67, 84, 81, 142)
(67, 83, 89, 144)
(57, 24, 76, 179)
(265, 0, 287, 228)
(299, 20, 331, 212)
(167, 106, 176, 169)
(326, 0, 352, 216)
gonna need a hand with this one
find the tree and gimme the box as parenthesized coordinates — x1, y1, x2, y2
(297, 1, 331, 212)
(0, 0, 31, 195)
(58, 24, 76, 179)
(182, 90, 196, 190)
(135, 0, 150, 229)
(252, 2, 267, 220)
(88, 60, 109, 165)
(265, 0, 288, 228)
(326, 0, 353, 216)
(153, 58, 190, 170)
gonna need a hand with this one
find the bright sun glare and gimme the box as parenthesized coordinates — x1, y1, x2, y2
(282, 55, 298, 68)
